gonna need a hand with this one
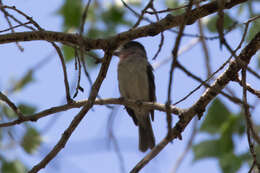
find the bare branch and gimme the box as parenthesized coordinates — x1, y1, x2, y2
(242, 68, 260, 170)
(28, 50, 114, 173)
(0, 98, 183, 128)
(166, 0, 194, 138)
(175, 61, 250, 106)
(130, 31, 260, 173)
(0, 21, 31, 33)
(171, 118, 198, 173)
(0, 0, 248, 50)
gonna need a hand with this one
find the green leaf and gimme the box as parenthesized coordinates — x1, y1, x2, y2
(165, 0, 184, 15)
(228, 113, 245, 136)
(101, 6, 132, 29)
(219, 153, 243, 173)
(256, 146, 260, 163)
(13, 70, 33, 92)
(219, 128, 234, 153)
(102, 6, 124, 25)
(2, 103, 36, 119)
(207, 14, 234, 33)
(62, 45, 75, 62)
(193, 140, 221, 161)
(18, 103, 37, 115)
(2, 160, 27, 173)
(2, 106, 16, 119)
(21, 127, 42, 154)
(200, 98, 230, 134)
(87, 28, 106, 39)
(247, 20, 260, 42)
(59, 0, 83, 30)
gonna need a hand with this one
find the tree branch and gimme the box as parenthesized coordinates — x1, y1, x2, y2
(0, 0, 247, 50)
(130, 31, 260, 173)
(0, 98, 183, 127)
(28, 50, 114, 173)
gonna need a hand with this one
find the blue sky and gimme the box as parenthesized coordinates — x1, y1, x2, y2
(0, 0, 259, 173)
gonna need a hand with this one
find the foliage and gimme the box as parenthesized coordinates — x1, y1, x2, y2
(192, 98, 253, 173)
(0, 0, 259, 172)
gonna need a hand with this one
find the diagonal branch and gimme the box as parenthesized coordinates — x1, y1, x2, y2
(130, 31, 260, 173)
(28, 50, 114, 173)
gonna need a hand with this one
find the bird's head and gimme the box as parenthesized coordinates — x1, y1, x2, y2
(114, 41, 147, 60)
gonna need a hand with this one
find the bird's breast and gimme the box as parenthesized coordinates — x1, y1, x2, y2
(118, 57, 150, 100)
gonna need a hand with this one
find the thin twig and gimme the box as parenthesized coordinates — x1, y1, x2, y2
(106, 106, 126, 173)
(150, 3, 164, 60)
(28, 50, 114, 173)
(235, 77, 260, 98)
(176, 61, 251, 106)
(196, 2, 211, 77)
(73, 50, 83, 98)
(171, 118, 198, 173)
(0, 4, 24, 51)
(0, 21, 31, 33)
(1, 5, 73, 103)
(130, 32, 260, 173)
(146, 0, 207, 14)
(166, 0, 194, 137)
(217, 0, 225, 48)
(247, 67, 260, 79)
(242, 68, 260, 170)
(152, 38, 200, 70)
(132, 0, 153, 29)
(74, 0, 92, 97)
(0, 92, 24, 119)
(173, 57, 230, 106)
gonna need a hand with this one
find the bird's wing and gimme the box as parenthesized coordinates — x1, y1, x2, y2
(147, 64, 156, 121)
(125, 107, 138, 125)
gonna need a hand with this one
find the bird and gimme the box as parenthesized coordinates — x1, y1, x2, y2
(115, 41, 156, 152)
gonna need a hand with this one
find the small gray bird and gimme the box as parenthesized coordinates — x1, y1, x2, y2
(115, 41, 156, 152)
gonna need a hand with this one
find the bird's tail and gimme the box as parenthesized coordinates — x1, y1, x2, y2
(138, 116, 155, 152)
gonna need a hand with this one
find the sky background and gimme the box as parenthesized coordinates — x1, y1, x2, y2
(0, 0, 259, 173)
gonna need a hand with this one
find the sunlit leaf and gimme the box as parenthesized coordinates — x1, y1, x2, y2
(220, 113, 245, 138)
(59, 0, 83, 30)
(219, 153, 243, 173)
(200, 98, 231, 134)
(18, 103, 37, 115)
(2, 160, 27, 173)
(21, 127, 42, 154)
(206, 14, 234, 33)
(219, 128, 234, 153)
(102, 6, 132, 28)
(2, 106, 16, 119)
(165, 0, 184, 15)
(247, 20, 260, 42)
(256, 146, 260, 163)
(13, 70, 33, 92)
(87, 28, 106, 38)
(62, 45, 75, 62)
(193, 140, 221, 161)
